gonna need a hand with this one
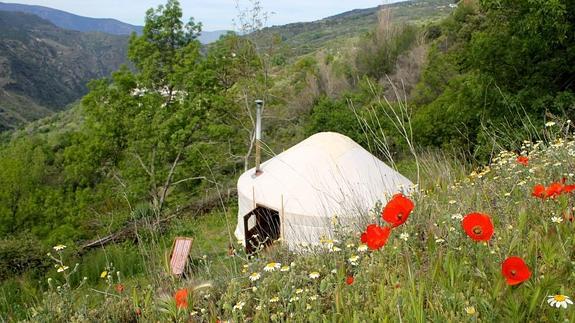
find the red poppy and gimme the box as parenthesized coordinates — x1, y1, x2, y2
(516, 156, 529, 166)
(381, 193, 414, 227)
(462, 213, 494, 241)
(115, 284, 124, 293)
(545, 182, 564, 199)
(361, 224, 391, 250)
(562, 184, 575, 194)
(174, 288, 188, 309)
(501, 257, 531, 286)
(532, 184, 546, 199)
(345, 275, 354, 285)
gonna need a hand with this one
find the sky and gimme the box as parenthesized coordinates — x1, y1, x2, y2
(2, 0, 399, 31)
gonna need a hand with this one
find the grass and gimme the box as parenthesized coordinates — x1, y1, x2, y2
(5, 124, 575, 322)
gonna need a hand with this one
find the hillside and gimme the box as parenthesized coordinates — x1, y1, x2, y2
(0, 1, 142, 35)
(1, 0, 574, 320)
(0, 2, 230, 44)
(252, 0, 455, 55)
(0, 10, 129, 130)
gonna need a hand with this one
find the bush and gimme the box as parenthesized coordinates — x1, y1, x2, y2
(0, 233, 48, 280)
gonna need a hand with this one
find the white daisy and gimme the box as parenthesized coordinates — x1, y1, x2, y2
(357, 244, 368, 252)
(233, 301, 245, 311)
(451, 214, 463, 221)
(309, 272, 320, 279)
(249, 272, 261, 282)
(399, 233, 409, 241)
(545, 121, 556, 127)
(551, 216, 564, 224)
(53, 244, 66, 251)
(547, 295, 573, 309)
(57, 266, 69, 272)
(264, 262, 281, 272)
(348, 255, 359, 266)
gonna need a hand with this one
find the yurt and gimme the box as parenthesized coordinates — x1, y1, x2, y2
(234, 132, 414, 252)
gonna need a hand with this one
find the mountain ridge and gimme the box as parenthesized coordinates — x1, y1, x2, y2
(0, 10, 129, 130)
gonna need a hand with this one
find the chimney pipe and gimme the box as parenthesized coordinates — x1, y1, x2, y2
(255, 100, 263, 175)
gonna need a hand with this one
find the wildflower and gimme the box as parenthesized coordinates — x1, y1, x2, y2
(345, 276, 354, 285)
(435, 238, 445, 243)
(331, 246, 342, 252)
(264, 262, 281, 272)
(462, 213, 494, 242)
(547, 295, 573, 309)
(115, 284, 124, 293)
(280, 265, 290, 272)
(310, 295, 318, 301)
(100, 271, 108, 278)
(175, 288, 188, 309)
(546, 182, 564, 199)
(465, 306, 476, 315)
(381, 193, 414, 227)
(270, 296, 279, 303)
(357, 244, 368, 252)
(532, 184, 546, 199)
(545, 121, 556, 127)
(53, 244, 66, 251)
(360, 224, 391, 250)
(516, 156, 529, 166)
(451, 213, 463, 221)
(399, 233, 409, 241)
(233, 301, 245, 311)
(501, 257, 531, 286)
(551, 216, 563, 224)
(57, 266, 69, 272)
(448, 200, 457, 205)
(295, 288, 303, 294)
(289, 296, 300, 302)
(249, 272, 261, 282)
(348, 255, 359, 265)
(309, 272, 320, 279)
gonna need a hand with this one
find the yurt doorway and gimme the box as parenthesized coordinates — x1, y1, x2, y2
(243, 206, 281, 254)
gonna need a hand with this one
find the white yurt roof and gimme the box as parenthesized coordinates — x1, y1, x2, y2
(234, 132, 414, 249)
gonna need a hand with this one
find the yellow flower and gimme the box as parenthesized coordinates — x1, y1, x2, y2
(465, 306, 476, 315)
(100, 271, 108, 278)
(57, 266, 69, 272)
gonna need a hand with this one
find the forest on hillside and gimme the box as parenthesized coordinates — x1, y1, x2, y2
(0, 0, 574, 320)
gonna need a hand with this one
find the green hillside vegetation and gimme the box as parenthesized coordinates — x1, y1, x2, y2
(0, 11, 129, 130)
(250, 0, 454, 58)
(0, 0, 574, 321)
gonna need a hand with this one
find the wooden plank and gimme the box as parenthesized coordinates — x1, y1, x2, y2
(169, 237, 194, 276)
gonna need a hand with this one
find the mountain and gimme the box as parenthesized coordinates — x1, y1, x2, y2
(0, 10, 129, 130)
(0, 1, 142, 35)
(252, 0, 455, 55)
(0, 2, 229, 44)
(198, 30, 230, 44)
